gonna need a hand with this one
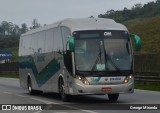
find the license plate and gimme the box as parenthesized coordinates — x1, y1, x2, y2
(101, 87, 112, 92)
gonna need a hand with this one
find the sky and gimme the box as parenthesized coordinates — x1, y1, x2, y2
(0, 0, 156, 27)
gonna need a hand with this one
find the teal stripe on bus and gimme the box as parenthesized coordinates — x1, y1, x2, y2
(19, 56, 60, 87)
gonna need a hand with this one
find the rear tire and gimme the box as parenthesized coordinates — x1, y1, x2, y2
(27, 78, 36, 95)
(108, 94, 119, 102)
(59, 78, 69, 102)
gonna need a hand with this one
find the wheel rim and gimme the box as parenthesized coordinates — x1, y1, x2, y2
(28, 80, 32, 93)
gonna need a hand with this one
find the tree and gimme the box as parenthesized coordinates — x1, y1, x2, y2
(1, 21, 9, 36)
(132, 3, 143, 10)
(156, 0, 160, 3)
(89, 16, 94, 18)
(105, 9, 115, 15)
(30, 19, 41, 30)
(8, 22, 14, 35)
(12, 25, 20, 36)
(20, 23, 28, 34)
(0, 24, 4, 36)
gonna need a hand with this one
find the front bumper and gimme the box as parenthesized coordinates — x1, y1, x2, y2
(68, 78, 134, 95)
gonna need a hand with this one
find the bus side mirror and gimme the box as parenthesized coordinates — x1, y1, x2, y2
(69, 36, 75, 52)
(130, 34, 141, 51)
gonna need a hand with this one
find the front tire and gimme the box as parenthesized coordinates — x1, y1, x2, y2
(59, 78, 68, 102)
(108, 94, 119, 102)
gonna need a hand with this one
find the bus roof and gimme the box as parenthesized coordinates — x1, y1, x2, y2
(22, 18, 128, 36)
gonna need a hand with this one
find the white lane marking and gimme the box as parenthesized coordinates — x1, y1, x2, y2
(17, 94, 28, 98)
(3, 92, 11, 94)
(30, 97, 58, 104)
(30, 97, 97, 113)
(34, 111, 42, 113)
(57, 105, 97, 113)
(81, 110, 97, 113)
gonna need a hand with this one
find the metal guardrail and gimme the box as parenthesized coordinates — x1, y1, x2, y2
(0, 62, 19, 76)
(135, 72, 160, 82)
(0, 62, 18, 72)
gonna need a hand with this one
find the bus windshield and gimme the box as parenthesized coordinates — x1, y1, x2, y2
(74, 30, 132, 73)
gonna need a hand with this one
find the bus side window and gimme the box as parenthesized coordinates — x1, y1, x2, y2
(45, 29, 54, 53)
(30, 34, 38, 54)
(61, 26, 71, 51)
(53, 27, 63, 53)
(37, 31, 45, 53)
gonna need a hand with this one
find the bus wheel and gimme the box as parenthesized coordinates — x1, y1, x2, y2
(108, 94, 119, 102)
(27, 78, 35, 95)
(59, 79, 68, 102)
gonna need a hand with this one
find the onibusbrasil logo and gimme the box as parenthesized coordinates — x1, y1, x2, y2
(1, 105, 42, 111)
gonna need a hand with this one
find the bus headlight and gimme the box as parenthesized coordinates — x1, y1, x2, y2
(77, 76, 82, 80)
(123, 75, 133, 84)
(76, 75, 90, 85)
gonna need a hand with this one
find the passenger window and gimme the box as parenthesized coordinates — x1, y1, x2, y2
(53, 27, 63, 53)
(45, 29, 54, 53)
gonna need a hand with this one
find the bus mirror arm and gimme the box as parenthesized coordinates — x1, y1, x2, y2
(68, 36, 75, 52)
(129, 34, 141, 51)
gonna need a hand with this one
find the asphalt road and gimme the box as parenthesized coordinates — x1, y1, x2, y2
(0, 78, 159, 113)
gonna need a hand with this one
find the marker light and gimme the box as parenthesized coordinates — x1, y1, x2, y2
(129, 75, 132, 79)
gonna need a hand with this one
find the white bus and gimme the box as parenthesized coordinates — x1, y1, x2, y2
(19, 18, 141, 102)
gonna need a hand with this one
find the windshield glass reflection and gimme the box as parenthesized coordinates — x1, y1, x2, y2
(74, 31, 132, 72)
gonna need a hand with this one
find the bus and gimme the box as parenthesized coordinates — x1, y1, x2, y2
(19, 18, 141, 102)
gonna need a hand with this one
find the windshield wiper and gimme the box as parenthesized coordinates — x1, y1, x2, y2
(105, 54, 124, 76)
(103, 47, 123, 74)
(90, 50, 101, 74)
(89, 41, 123, 75)
(90, 44, 102, 74)
(105, 53, 121, 71)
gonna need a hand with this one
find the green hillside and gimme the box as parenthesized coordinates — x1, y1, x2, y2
(126, 16, 160, 53)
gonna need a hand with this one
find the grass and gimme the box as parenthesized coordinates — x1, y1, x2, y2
(126, 16, 160, 54)
(135, 81, 160, 91)
(0, 75, 19, 79)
